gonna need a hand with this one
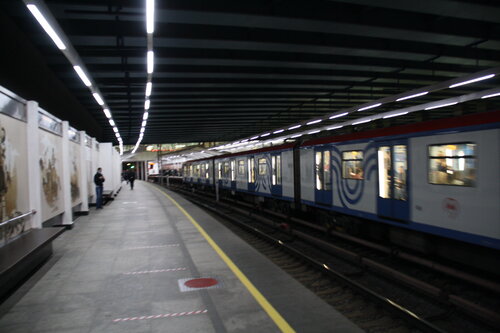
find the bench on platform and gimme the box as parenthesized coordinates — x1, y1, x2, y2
(0, 227, 65, 301)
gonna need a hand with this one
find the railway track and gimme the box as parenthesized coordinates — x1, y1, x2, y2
(163, 184, 499, 332)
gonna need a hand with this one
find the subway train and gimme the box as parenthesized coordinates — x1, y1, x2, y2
(183, 110, 500, 253)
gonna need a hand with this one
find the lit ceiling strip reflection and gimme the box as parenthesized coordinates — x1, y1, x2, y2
(132, 0, 155, 154)
(24, 0, 123, 155)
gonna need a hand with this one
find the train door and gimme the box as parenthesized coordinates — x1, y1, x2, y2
(230, 159, 236, 190)
(377, 141, 409, 221)
(314, 148, 332, 205)
(271, 153, 283, 196)
(247, 156, 256, 192)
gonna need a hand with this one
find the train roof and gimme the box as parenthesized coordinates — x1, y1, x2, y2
(185, 143, 296, 163)
(301, 109, 500, 147)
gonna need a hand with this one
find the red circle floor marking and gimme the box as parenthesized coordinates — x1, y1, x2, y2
(184, 278, 218, 288)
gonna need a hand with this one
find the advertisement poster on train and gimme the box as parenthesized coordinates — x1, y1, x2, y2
(0, 112, 29, 234)
(39, 129, 64, 221)
(69, 141, 81, 206)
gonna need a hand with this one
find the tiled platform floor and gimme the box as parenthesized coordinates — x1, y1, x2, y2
(0, 181, 362, 333)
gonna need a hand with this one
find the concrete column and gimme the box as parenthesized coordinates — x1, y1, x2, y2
(61, 121, 73, 225)
(26, 101, 42, 229)
(79, 131, 89, 213)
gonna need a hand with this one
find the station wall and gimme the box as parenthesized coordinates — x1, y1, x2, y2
(0, 85, 122, 240)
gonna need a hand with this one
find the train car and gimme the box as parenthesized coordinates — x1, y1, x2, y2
(183, 157, 214, 186)
(300, 110, 500, 250)
(214, 144, 296, 201)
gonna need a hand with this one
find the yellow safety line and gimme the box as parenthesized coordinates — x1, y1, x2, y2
(152, 186, 295, 333)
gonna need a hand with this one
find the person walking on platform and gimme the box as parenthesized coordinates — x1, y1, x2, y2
(94, 167, 105, 209)
(127, 169, 136, 190)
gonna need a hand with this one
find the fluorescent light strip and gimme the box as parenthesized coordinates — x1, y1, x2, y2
(112, 127, 118, 133)
(383, 111, 408, 119)
(103, 108, 111, 118)
(147, 51, 154, 74)
(352, 119, 372, 125)
(143, 112, 149, 120)
(241, 139, 249, 143)
(288, 124, 301, 130)
(481, 92, 500, 99)
(109, 119, 115, 126)
(250, 136, 259, 140)
(308, 130, 321, 135)
(142, 120, 147, 127)
(26, 5, 66, 50)
(146, 0, 155, 34)
(425, 102, 457, 110)
(449, 74, 495, 88)
(93, 93, 104, 106)
(327, 125, 344, 131)
(273, 129, 284, 134)
(115, 132, 120, 138)
(260, 133, 270, 137)
(145, 100, 150, 110)
(145, 82, 152, 97)
(306, 119, 322, 125)
(358, 103, 382, 112)
(291, 134, 302, 138)
(73, 66, 91, 87)
(396, 91, 428, 101)
(329, 112, 348, 119)
(140, 127, 145, 133)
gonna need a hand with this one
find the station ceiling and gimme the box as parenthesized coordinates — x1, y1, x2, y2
(2, 0, 500, 145)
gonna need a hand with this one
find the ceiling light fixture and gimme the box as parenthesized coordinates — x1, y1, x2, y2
(145, 82, 152, 97)
(109, 119, 115, 126)
(73, 66, 91, 87)
(425, 102, 457, 110)
(142, 120, 147, 127)
(146, 0, 155, 34)
(147, 51, 154, 74)
(26, 4, 66, 50)
(144, 99, 150, 110)
(329, 112, 348, 119)
(396, 91, 428, 101)
(260, 133, 270, 137)
(103, 108, 111, 118)
(308, 130, 321, 135)
(92, 93, 104, 106)
(143, 112, 149, 120)
(449, 74, 495, 88)
(481, 92, 500, 99)
(358, 103, 382, 112)
(250, 136, 259, 140)
(306, 119, 322, 125)
(383, 111, 409, 119)
(288, 124, 301, 130)
(273, 129, 284, 134)
(327, 125, 344, 131)
(291, 134, 302, 138)
(112, 126, 118, 133)
(352, 119, 372, 125)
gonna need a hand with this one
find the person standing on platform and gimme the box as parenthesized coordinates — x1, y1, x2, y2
(128, 169, 136, 190)
(94, 167, 105, 209)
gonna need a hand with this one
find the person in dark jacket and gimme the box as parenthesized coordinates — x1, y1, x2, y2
(127, 169, 136, 190)
(94, 167, 105, 209)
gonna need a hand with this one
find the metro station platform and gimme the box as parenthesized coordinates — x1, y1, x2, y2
(0, 181, 362, 333)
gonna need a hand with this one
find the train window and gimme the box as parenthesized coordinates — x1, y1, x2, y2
(231, 160, 236, 181)
(224, 162, 230, 178)
(189, 165, 193, 177)
(258, 158, 267, 175)
(195, 164, 200, 178)
(428, 143, 476, 186)
(342, 151, 363, 180)
(378, 146, 391, 198)
(238, 160, 245, 175)
(324, 151, 331, 190)
(272, 155, 282, 185)
(205, 163, 210, 179)
(218, 162, 222, 179)
(315, 151, 332, 190)
(248, 158, 255, 183)
(315, 152, 323, 190)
